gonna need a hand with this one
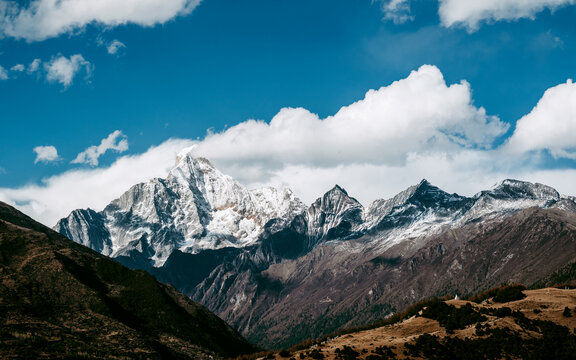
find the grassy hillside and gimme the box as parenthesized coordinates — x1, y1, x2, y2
(251, 286, 576, 360)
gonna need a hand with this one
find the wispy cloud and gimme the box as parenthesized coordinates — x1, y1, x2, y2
(0, 65, 8, 80)
(71, 130, 129, 167)
(44, 54, 92, 88)
(33, 145, 60, 164)
(380, 0, 414, 24)
(10, 64, 24, 72)
(0, 0, 202, 41)
(107, 39, 126, 55)
(28, 58, 41, 73)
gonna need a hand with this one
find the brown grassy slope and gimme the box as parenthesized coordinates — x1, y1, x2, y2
(0, 201, 255, 359)
(260, 288, 576, 360)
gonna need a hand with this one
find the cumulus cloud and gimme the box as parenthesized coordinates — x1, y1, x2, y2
(44, 54, 92, 88)
(191, 65, 508, 175)
(0, 139, 194, 226)
(33, 145, 60, 164)
(0, 0, 202, 41)
(106, 39, 126, 55)
(505, 79, 576, 159)
(439, 0, 576, 30)
(381, 0, 414, 24)
(71, 130, 129, 167)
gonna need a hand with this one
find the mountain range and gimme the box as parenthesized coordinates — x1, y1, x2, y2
(55, 150, 576, 348)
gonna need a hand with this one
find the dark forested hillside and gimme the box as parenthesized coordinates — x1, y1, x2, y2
(0, 201, 255, 359)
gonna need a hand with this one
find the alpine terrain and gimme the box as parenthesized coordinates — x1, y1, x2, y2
(56, 149, 576, 348)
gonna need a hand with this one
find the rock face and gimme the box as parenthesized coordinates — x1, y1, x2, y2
(0, 201, 255, 359)
(55, 151, 576, 348)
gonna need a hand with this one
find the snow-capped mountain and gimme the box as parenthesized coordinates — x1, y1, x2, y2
(55, 152, 576, 348)
(57, 153, 305, 267)
(56, 150, 572, 268)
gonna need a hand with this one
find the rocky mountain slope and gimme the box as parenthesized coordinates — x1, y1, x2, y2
(55, 151, 576, 348)
(0, 201, 255, 359)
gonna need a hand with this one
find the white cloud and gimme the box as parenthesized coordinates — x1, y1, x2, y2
(44, 54, 92, 88)
(381, 0, 414, 24)
(3, 66, 576, 228)
(439, 0, 576, 31)
(505, 79, 576, 159)
(0, 65, 8, 80)
(71, 130, 129, 167)
(191, 65, 508, 174)
(107, 39, 126, 55)
(0, 139, 194, 226)
(10, 63, 24, 72)
(0, 56, 89, 87)
(28, 58, 41, 73)
(0, 0, 202, 41)
(33, 145, 60, 164)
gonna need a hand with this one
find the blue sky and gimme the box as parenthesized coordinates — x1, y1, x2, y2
(1, 0, 576, 225)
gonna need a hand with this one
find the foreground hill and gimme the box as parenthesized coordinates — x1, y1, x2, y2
(0, 201, 255, 359)
(55, 152, 576, 348)
(262, 287, 576, 360)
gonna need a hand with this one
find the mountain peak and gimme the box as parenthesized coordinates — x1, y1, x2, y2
(418, 178, 431, 186)
(316, 184, 361, 209)
(173, 153, 218, 175)
(308, 185, 363, 242)
(482, 179, 560, 201)
(168, 153, 237, 195)
(328, 184, 349, 196)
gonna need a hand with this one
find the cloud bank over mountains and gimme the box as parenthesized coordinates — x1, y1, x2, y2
(2, 65, 576, 226)
(192, 65, 507, 170)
